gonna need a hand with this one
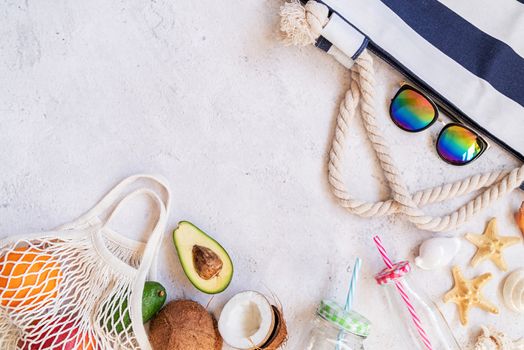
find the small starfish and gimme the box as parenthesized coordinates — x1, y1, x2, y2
(465, 218, 522, 271)
(443, 266, 498, 326)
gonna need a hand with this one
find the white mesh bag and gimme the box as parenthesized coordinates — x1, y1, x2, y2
(0, 174, 171, 350)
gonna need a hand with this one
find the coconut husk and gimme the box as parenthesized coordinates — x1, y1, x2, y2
(149, 300, 222, 350)
(257, 306, 287, 350)
(213, 314, 223, 350)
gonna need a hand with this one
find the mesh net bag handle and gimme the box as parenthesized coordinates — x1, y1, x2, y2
(58, 174, 170, 233)
(125, 188, 167, 348)
(57, 174, 171, 282)
(61, 174, 171, 349)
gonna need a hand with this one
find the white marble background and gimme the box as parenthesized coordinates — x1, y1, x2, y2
(0, 0, 523, 349)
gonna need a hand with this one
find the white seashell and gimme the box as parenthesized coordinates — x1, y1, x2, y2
(414, 237, 461, 270)
(503, 268, 524, 313)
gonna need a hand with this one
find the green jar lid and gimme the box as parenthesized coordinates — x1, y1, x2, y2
(317, 300, 371, 338)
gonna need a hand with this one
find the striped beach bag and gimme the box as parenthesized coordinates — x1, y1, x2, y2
(280, 0, 524, 232)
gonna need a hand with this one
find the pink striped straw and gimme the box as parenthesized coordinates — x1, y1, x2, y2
(373, 236, 433, 350)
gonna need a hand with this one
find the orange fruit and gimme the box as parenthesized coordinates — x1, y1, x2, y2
(0, 246, 62, 310)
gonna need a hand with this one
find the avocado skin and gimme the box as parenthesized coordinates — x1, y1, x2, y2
(108, 281, 167, 333)
(141, 281, 167, 323)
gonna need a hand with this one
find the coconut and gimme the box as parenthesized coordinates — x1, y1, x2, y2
(148, 300, 222, 350)
(218, 291, 287, 350)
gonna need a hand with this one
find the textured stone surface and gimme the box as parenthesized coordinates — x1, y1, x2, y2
(0, 0, 522, 348)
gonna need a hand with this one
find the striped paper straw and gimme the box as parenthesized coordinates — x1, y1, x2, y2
(336, 257, 362, 350)
(373, 235, 433, 350)
(345, 257, 362, 311)
(373, 236, 393, 268)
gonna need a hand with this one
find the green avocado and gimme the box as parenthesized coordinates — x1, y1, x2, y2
(107, 281, 167, 333)
(173, 221, 233, 294)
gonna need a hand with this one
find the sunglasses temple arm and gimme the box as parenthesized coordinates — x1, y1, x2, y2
(520, 181, 524, 192)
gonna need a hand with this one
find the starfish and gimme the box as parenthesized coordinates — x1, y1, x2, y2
(443, 266, 498, 326)
(465, 218, 522, 271)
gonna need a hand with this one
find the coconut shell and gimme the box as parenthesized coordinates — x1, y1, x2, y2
(259, 306, 287, 350)
(149, 300, 222, 350)
(213, 315, 223, 350)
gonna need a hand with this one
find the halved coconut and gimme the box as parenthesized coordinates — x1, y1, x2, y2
(259, 305, 287, 350)
(218, 291, 276, 349)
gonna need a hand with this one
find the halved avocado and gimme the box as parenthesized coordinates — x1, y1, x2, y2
(173, 221, 233, 294)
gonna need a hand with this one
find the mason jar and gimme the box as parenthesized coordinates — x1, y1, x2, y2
(300, 300, 371, 350)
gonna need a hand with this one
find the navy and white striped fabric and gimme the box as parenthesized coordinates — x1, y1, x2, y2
(318, 0, 524, 162)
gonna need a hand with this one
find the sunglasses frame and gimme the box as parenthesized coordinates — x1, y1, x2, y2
(390, 83, 490, 166)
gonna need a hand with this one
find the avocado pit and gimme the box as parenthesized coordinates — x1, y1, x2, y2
(193, 245, 223, 280)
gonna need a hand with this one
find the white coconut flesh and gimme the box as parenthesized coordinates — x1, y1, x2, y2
(218, 291, 275, 349)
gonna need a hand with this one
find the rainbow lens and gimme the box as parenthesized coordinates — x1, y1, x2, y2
(437, 124, 487, 165)
(390, 87, 437, 132)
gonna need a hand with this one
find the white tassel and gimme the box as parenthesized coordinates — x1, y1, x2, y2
(279, 0, 329, 46)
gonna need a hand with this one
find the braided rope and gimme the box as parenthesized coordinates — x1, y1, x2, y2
(280, 0, 524, 232)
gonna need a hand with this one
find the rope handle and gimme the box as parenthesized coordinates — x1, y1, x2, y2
(280, 1, 524, 232)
